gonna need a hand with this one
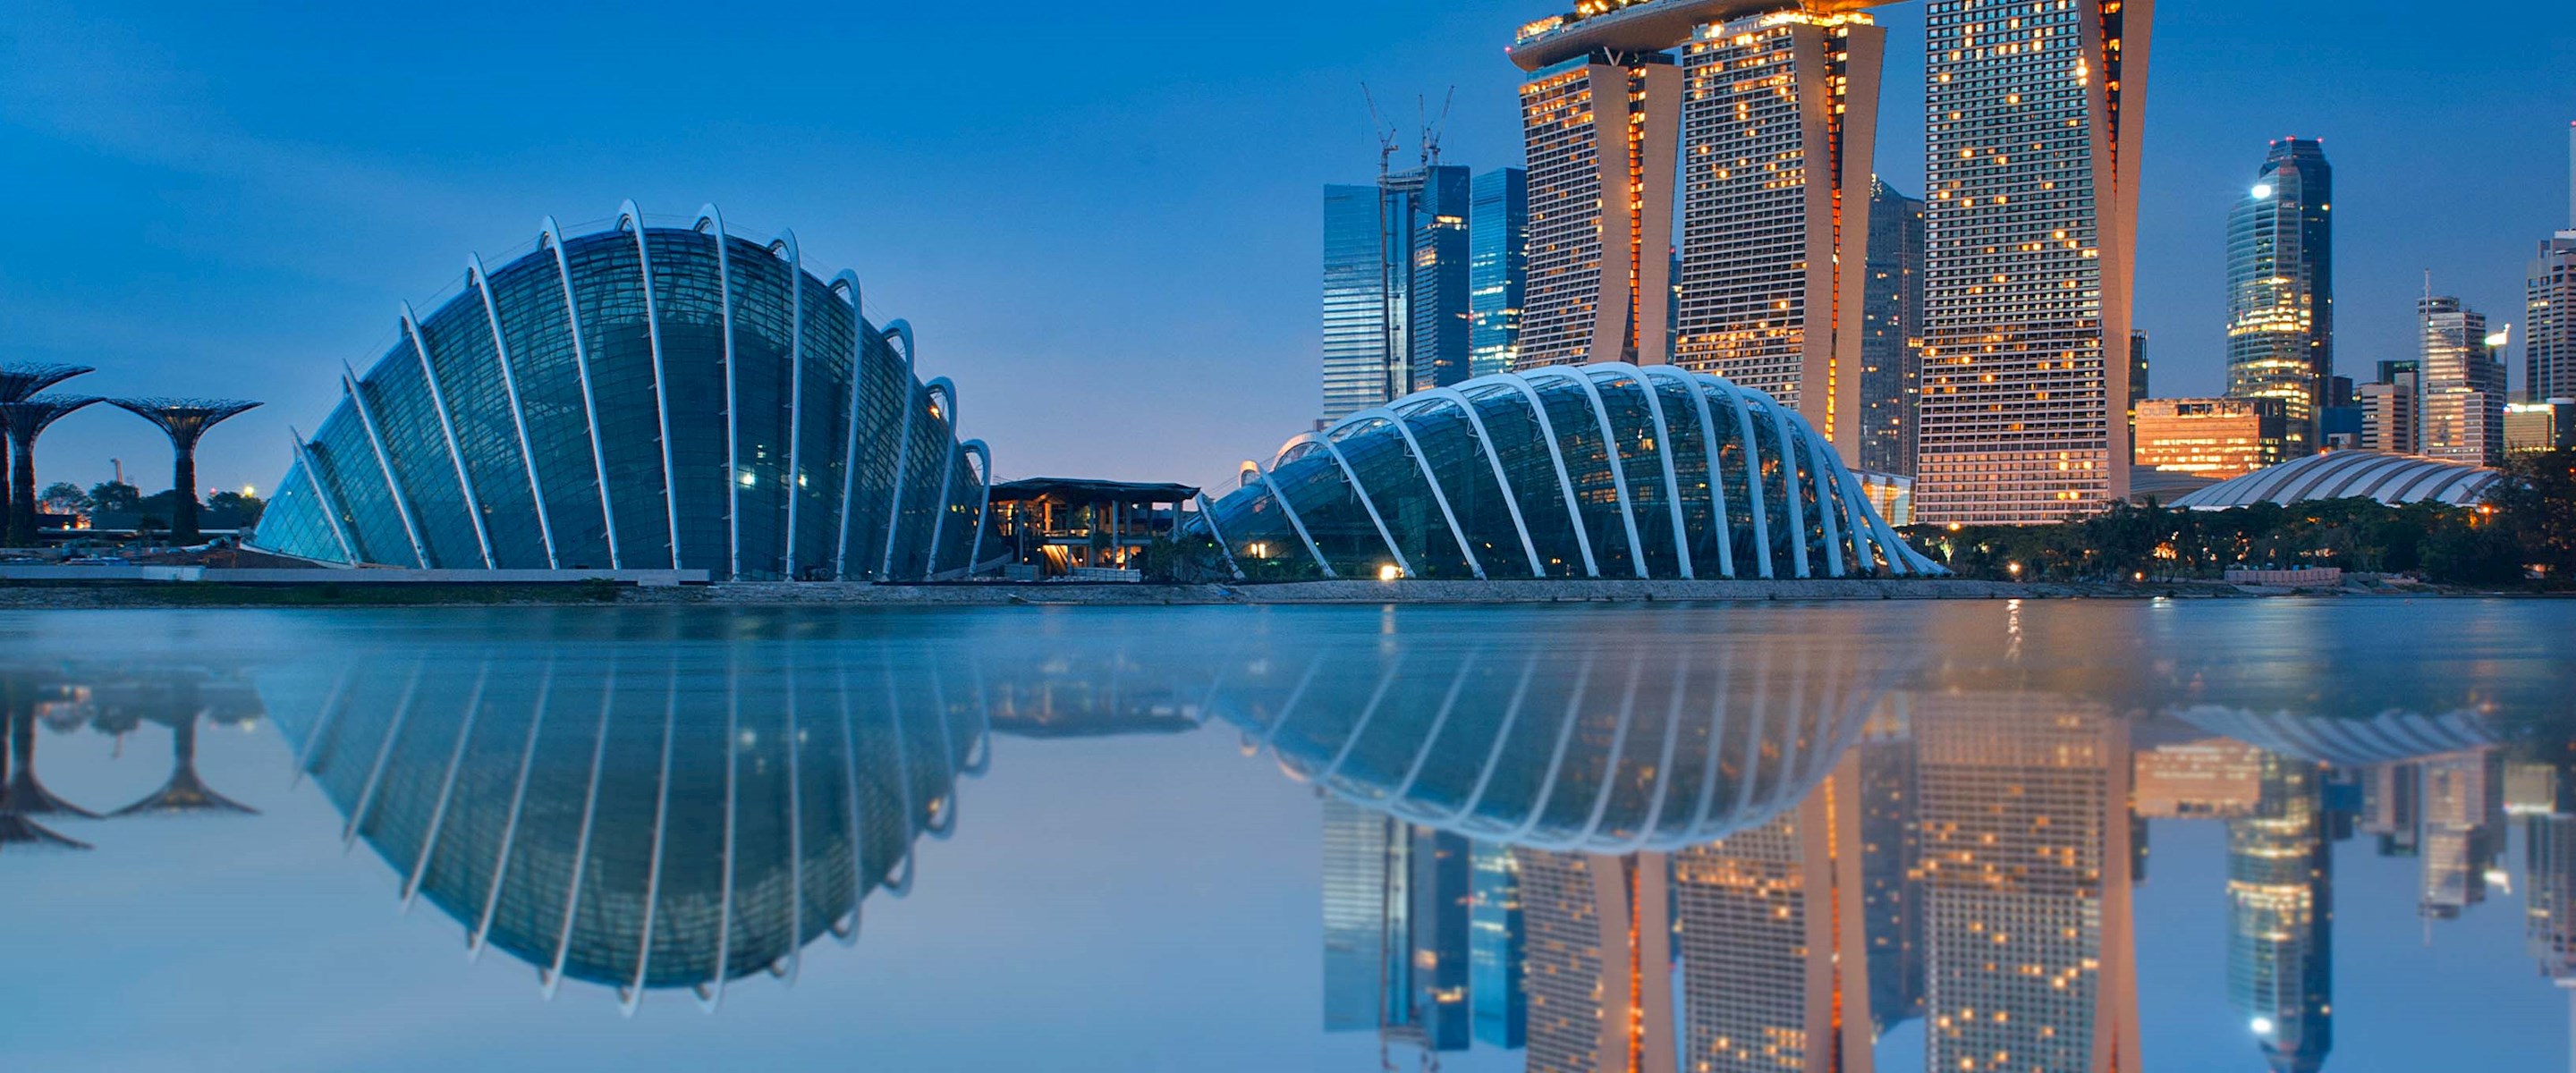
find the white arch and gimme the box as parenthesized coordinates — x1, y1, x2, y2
(403, 305, 496, 568)
(960, 440, 996, 579)
(1481, 376, 1603, 578)
(288, 427, 357, 563)
(1640, 366, 1736, 579)
(692, 207, 742, 579)
(1707, 381, 1776, 578)
(1741, 387, 1809, 578)
(469, 257, 561, 568)
(1315, 428, 1412, 578)
(1415, 388, 1545, 577)
(470, 663, 555, 960)
(339, 663, 423, 848)
(1423, 656, 1540, 831)
(1800, 425, 1848, 576)
(1324, 406, 1487, 579)
(696, 653, 741, 1012)
(829, 269, 866, 580)
(1194, 492, 1247, 580)
(771, 230, 809, 578)
(622, 202, 682, 570)
(539, 665, 617, 1001)
(919, 379, 960, 579)
(1524, 366, 1649, 578)
(1602, 660, 1690, 853)
(543, 216, 623, 568)
(1597, 363, 1695, 579)
(623, 669, 681, 1017)
(1254, 460, 1335, 579)
(877, 325, 923, 581)
(340, 365, 432, 568)
(400, 663, 491, 909)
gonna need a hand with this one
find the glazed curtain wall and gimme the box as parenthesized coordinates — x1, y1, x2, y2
(1195, 364, 1943, 580)
(250, 209, 988, 581)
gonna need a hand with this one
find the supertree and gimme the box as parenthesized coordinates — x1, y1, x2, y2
(0, 394, 101, 546)
(0, 364, 93, 531)
(108, 398, 261, 545)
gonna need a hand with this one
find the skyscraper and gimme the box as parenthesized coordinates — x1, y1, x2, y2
(1916, 693, 2141, 1073)
(2228, 752, 2334, 1073)
(1860, 178, 1927, 477)
(1322, 165, 1478, 422)
(1470, 841, 1528, 1049)
(2419, 295, 2509, 467)
(1513, 41, 1681, 369)
(2528, 126, 2576, 402)
(1671, 11, 1887, 461)
(1470, 168, 1531, 379)
(1916, 0, 2154, 524)
(2225, 139, 2335, 456)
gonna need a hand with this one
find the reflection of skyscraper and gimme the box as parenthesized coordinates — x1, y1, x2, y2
(2528, 807, 2576, 982)
(1519, 849, 1676, 1073)
(1856, 736, 1925, 1031)
(2228, 752, 2334, 1073)
(1472, 841, 1529, 1049)
(1319, 798, 1472, 1051)
(2361, 761, 2422, 858)
(1916, 695, 2140, 1073)
(2420, 748, 2505, 920)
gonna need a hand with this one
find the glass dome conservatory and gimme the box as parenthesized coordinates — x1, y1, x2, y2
(249, 203, 988, 581)
(1190, 364, 1941, 579)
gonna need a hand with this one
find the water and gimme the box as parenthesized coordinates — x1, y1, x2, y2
(2, 600, 2572, 1072)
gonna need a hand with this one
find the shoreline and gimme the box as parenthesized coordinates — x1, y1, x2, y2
(0, 576, 2544, 609)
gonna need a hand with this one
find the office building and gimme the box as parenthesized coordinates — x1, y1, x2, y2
(2505, 399, 2575, 454)
(2229, 752, 2334, 1073)
(1470, 841, 1527, 1049)
(2133, 397, 2290, 478)
(2225, 139, 2334, 456)
(2359, 359, 2419, 453)
(2135, 738, 2268, 819)
(1860, 179, 1926, 477)
(1915, 0, 2153, 524)
(249, 202, 988, 581)
(2419, 295, 2509, 467)
(1324, 165, 1478, 421)
(1670, 11, 1887, 461)
(1470, 168, 1530, 379)
(1513, 44, 1680, 368)
(1916, 693, 2140, 1073)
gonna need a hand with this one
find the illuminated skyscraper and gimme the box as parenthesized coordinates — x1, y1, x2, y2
(2225, 139, 2334, 456)
(2419, 748, 2505, 920)
(2418, 295, 2509, 467)
(1472, 168, 1531, 379)
(2228, 752, 2334, 1073)
(1671, 11, 1887, 461)
(1323, 165, 1478, 422)
(1513, 44, 1680, 368)
(1916, 693, 2140, 1073)
(1916, 0, 2154, 524)
(1860, 179, 1926, 477)
(1318, 799, 1474, 1050)
(1518, 849, 1676, 1073)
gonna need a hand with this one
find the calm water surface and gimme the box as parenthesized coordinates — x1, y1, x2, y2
(3, 600, 2572, 1072)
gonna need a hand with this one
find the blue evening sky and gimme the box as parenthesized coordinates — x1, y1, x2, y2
(2, 0, 2572, 499)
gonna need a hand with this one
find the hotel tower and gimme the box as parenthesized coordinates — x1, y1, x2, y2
(1914, 0, 2154, 523)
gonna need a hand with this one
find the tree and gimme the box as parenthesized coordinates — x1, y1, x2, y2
(205, 490, 266, 528)
(88, 480, 140, 513)
(37, 482, 88, 517)
(2488, 449, 2576, 579)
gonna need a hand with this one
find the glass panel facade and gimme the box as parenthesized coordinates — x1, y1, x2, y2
(1528, 375, 1635, 578)
(488, 249, 613, 570)
(420, 283, 549, 569)
(1397, 397, 1531, 577)
(724, 238, 795, 579)
(1461, 384, 1587, 577)
(1329, 418, 1475, 579)
(357, 340, 480, 568)
(1585, 369, 1681, 577)
(564, 232, 674, 569)
(645, 231, 733, 576)
(254, 460, 347, 563)
(307, 408, 418, 568)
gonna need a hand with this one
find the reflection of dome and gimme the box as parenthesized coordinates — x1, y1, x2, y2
(1190, 364, 1939, 580)
(250, 203, 989, 581)
(1211, 633, 1887, 851)
(2171, 705, 2498, 767)
(266, 640, 986, 1011)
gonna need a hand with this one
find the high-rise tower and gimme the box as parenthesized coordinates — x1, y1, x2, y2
(1916, 0, 2155, 524)
(1860, 178, 1927, 477)
(1471, 168, 1532, 378)
(1323, 165, 1478, 423)
(2225, 139, 2334, 458)
(1671, 11, 1886, 462)
(2419, 294, 2509, 467)
(2527, 124, 2576, 403)
(1514, 44, 1682, 368)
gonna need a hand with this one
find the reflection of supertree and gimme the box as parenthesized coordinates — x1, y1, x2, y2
(0, 362, 92, 529)
(1, 393, 102, 546)
(4, 684, 100, 819)
(107, 398, 260, 545)
(0, 689, 91, 852)
(108, 687, 258, 817)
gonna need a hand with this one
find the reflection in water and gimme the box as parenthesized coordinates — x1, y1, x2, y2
(4, 604, 2575, 1069)
(264, 641, 988, 1013)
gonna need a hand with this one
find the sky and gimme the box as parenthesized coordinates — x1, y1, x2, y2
(2, 0, 2573, 502)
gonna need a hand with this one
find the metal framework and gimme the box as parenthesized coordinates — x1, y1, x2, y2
(470, 256, 562, 568)
(401, 308, 495, 567)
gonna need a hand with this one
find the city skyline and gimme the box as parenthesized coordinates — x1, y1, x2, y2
(3, 1, 2573, 507)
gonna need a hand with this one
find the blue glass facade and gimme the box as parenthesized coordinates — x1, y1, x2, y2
(1196, 365, 1940, 580)
(1323, 166, 1479, 421)
(1469, 169, 1527, 381)
(250, 207, 989, 581)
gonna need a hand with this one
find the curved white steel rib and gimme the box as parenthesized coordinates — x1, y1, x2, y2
(341, 365, 432, 568)
(828, 269, 866, 580)
(1713, 381, 1776, 578)
(1485, 377, 1602, 578)
(470, 662, 555, 960)
(877, 325, 923, 582)
(404, 305, 496, 568)
(1315, 427, 1412, 578)
(1750, 391, 1812, 578)
(1642, 367, 1735, 578)
(469, 256, 561, 569)
(401, 663, 490, 909)
(540, 661, 617, 1001)
(1416, 389, 1545, 577)
(772, 231, 808, 579)
(960, 441, 996, 579)
(692, 207, 741, 579)
(919, 380, 959, 579)
(288, 427, 358, 564)
(1525, 367, 1648, 578)
(623, 202, 683, 570)
(1801, 427, 1848, 576)
(1194, 493, 1247, 580)
(1334, 406, 1487, 579)
(340, 663, 424, 849)
(623, 668, 680, 1018)
(1254, 460, 1335, 579)
(1603, 364, 1695, 579)
(543, 216, 623, 569)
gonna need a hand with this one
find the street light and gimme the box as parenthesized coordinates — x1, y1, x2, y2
(1377, 563, 1401, 582)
